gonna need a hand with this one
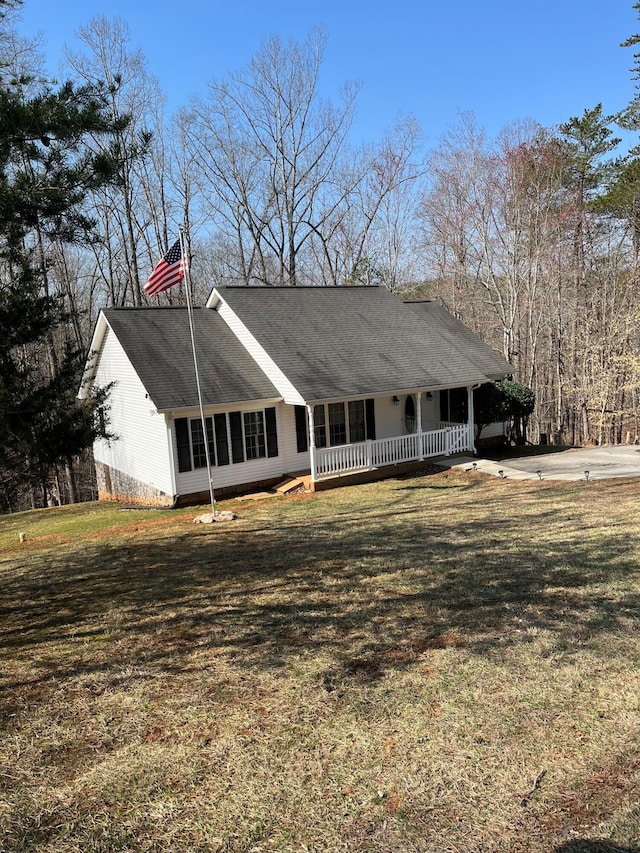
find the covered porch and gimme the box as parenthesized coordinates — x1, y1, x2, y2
(305, 387, 476, 483)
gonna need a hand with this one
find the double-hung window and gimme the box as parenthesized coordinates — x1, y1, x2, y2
(328, 402, 347, 446)
(347, 400, 366, 443)
(243, 411, 266, 460)
(313, 405, 327, 448)
(190, 418, 215, 468)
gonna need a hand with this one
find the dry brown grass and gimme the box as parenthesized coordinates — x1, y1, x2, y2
(1, 470, 639, 852)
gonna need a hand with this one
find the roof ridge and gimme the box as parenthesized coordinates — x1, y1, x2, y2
(105, 305, 202, 311)
(217, 285, 384, 291)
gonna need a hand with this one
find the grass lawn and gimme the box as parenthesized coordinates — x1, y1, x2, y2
(0, 469, 639, 852)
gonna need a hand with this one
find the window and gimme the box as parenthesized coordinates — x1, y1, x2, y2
(328, 402, 347, 446)
(190, 418, 215, 468)
(174, 407, 278, 472)
(440, 388, 468, 424)
(243, 411, 266, 460)
(348, 400, 366, 443)
(312, 399, 376, 447)
(313, 405, 327, 448)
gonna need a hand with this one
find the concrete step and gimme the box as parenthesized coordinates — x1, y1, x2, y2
(274, 475, 313, 495)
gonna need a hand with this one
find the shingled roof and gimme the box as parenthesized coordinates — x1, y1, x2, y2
(97, 306, 280, 410)
(405, 300, 512, 380)
(83, 288, 512, 411)
(212, 286, 509, 402)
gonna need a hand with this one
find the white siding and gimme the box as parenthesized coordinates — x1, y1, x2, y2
(421, 394, 440, 429)
(375, 395, 405, 439)
(280, 404, 312, 473)
(480, 421, 507, 440)
(93, 327, 174, 496)
(375, 393, 443, 438)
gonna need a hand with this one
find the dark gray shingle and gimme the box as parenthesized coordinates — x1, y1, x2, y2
(216, 286, 509, 401)
(102, 307, 280, 410)
(405, 300, 512, 380)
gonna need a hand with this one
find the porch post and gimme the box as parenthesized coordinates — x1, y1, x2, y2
(467, 385, 476, 454)
(307, 405, 317, 482)
(416, 391, 423, 460)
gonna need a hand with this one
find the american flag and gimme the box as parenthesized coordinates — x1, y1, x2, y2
(144, 239, 185, 297)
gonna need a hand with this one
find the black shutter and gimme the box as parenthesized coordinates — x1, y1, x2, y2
(229, 411, 244, 463)
(265, 407, 279, 458)
(365, 398, 376, 440)
(175, 418, 192, 472)
(440, 390, 449, 422)
(294, 405, 308, 453)
(214, 413, 229, 466)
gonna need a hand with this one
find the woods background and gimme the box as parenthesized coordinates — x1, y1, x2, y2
(2, 1, 640, 510)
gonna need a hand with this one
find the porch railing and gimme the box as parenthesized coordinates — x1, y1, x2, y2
(314, 422, 473, 481)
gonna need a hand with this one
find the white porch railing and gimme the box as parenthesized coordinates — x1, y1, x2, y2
(313, 422, 473, 481)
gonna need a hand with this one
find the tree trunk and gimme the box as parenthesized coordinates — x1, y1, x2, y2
(65, 457, 78, 504)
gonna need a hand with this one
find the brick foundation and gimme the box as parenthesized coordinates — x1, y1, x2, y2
(95, 462, 175, 507)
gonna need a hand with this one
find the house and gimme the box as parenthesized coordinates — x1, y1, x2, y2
(79, 286, 511, 506)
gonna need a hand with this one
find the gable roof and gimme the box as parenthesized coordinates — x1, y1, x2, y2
(404, 300, 512, 380)
(210, 286, 509, 402)
(82, 288, 512, 412)
(88, 307, 280, 411)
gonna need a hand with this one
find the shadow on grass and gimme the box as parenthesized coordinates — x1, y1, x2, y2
(1, 482, 638, 700)
(483, 444, 575, 461)
(554, 842, 640, 853)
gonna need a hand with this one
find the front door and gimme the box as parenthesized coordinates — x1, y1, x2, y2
(404, 394, 416, 434)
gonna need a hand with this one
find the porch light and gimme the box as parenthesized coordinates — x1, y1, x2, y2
(392, 395, 400, 406)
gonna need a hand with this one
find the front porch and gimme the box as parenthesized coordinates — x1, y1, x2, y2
(312, 422, 473, 482)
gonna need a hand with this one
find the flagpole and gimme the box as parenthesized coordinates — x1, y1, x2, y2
(180, 226, 216, 518)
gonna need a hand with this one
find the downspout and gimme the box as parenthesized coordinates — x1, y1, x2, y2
(166, 414, 180, 506)
(416, 391, 423, 460)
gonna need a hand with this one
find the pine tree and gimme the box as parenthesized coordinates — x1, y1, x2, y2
(0, 1, 128, 510)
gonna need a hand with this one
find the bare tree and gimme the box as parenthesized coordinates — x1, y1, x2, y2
(185, 28, 360, 286)
(317, 116, 425, 289)
(65, 16, 174, 305)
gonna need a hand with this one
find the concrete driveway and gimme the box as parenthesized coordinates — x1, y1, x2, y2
(440, 445, 640, 482)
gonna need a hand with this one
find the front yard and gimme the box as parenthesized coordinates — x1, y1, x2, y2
(0, 469, 638, 852)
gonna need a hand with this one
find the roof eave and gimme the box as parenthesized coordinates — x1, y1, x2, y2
(77, 310, 110, 399)
(304, 380, 490, 406)
(158, 395, 284, 416)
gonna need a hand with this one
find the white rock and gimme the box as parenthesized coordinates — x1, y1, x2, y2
(193, 511, 236, 524)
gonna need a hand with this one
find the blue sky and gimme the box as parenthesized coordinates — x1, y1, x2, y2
(16, 0, 640, 149)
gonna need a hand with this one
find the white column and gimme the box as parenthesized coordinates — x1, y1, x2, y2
(307, 405, 317, 482)
(166, 415, 178, 500)
(467, 385, 476, 454)
(416, 391, 423, 460)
